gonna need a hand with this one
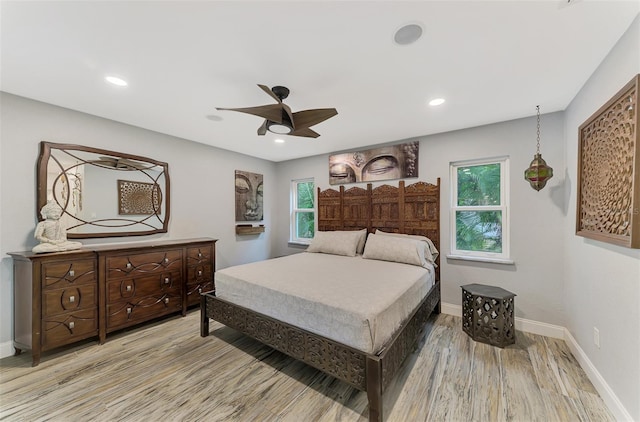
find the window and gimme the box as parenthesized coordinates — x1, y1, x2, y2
(290, 178, 315, 244)
(450, 157, 511, 263)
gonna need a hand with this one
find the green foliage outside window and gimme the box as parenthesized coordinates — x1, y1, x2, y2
(295, 181, 314, 239)
(455, 164, 502, 253)
(297, 182, 314, 209)
(296, 212, 314, 239)
(457, 164, 500, 206)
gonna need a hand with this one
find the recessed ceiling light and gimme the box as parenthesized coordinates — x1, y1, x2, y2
(429, 98, 446, 106)
(274, 139, 285, 144)
(394, 23, 423, 46)
(105, 76, 128, 86)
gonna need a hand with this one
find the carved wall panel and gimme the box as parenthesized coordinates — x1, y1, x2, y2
(343, 186, 371, 228)
(317, 189, 341, 231)
(576, 74, 639, 248)
(117, 180, 162, 215)
(371, 184, 400, 233)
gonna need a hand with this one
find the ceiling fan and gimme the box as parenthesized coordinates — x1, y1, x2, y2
(93, 157, 153, 170)
(216, 84, 338, 138)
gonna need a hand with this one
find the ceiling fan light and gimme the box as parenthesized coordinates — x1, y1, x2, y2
(267, 122, 292, 134)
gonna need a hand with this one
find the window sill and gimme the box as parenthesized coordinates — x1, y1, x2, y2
(288, 241, 309, 249)
(446, 254, 515, 265)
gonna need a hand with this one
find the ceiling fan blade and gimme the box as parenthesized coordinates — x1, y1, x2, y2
(216, 103, 283, 123)
(289, 127, 320, 138)
(291, 108, 338, 129)
(257, 120, 268, 136)
(281, 103, 294, 128)
(258, 84, 281, 103)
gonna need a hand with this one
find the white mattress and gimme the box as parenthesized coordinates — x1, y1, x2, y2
(214, 252, 435, 354)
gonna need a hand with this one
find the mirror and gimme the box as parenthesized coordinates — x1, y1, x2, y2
(37, 142, 170, 238)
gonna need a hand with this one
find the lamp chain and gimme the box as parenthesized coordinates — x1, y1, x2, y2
(536, 105, 541, 154)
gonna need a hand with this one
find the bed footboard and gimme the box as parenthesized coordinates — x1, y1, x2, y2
(201, 292, 368, 390)
(200, 280, 440, 422)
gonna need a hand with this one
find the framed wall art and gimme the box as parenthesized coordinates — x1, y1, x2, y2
(328, 141, 419, 185)
(118, 180, 163, 215)
(576, 74, 639, 249)
(235, 170, 263, 221)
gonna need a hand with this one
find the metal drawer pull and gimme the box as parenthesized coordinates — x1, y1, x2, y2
(69, 270, 75, 277)
(126, 263, 132, 269)
(198, 252, 202, 258)
(126, 285, 132, 292)
(126, 307, 132, 314)
(69, 296, 75, 303)
(164, 258, 169, 263)
(164, 277, 170, 284)
(198, 270, 202, 276)
(164, 298, 169, 304)
(198, 288, 202, 293)
(69, 322, 75, 329)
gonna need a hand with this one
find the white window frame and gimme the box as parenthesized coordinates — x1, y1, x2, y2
(290, 178, 316, 245)
(448, 156, 513, 264)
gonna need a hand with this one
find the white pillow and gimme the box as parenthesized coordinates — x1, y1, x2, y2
(362, 233, 429, 268)
(375, 229, 439, 265)
(306, 230, 361, 257)
(356, 228, 368, 255)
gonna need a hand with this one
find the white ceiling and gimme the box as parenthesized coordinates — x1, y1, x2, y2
(1, 1, 638, 162)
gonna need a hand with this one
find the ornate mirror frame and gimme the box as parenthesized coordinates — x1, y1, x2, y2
(37, 141, 170, 238)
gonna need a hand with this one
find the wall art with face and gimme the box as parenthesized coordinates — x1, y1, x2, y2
(328, 141, 419, 185)
(235, 170, 263, 221)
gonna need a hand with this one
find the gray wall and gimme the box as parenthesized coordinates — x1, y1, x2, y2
(0, 93, 276, 355)
(563, 15, 640, 421)
(274, 112, 567, 327)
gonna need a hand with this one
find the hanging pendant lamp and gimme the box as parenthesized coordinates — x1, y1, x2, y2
(524, 105, 554, 191)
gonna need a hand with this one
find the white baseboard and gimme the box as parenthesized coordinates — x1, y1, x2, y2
(563, 329, 633, 422)
(0, 340, 14, 359)
(441, 301, 632, 421)
(440, 302, 564, 338)
(441, 302, 462, 317)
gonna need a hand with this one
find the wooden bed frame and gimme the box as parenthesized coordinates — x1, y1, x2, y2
(201, 179, 440, 421)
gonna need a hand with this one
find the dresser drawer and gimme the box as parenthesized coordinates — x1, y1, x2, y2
(106, 292, 182, 329)
(106, 270, 182, 302)
(106, 250, 182, 280)
(187, 263, 213, 284)
(186, 245, 214, 267)
(43, 284, 97, 316)
(42, 259, 97, 289)
(186, 280, 214, 306)
(42, 308, 98, 349)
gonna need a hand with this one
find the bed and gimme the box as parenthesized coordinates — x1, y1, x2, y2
(200, 179, 440, 422)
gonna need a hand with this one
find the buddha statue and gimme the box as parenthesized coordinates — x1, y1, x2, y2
(32, 201, 82, 253)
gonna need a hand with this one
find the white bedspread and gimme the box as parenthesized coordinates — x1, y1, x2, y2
(214, 252, 434, 354)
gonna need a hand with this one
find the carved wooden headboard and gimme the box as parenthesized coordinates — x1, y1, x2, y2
(317, 179, 441, 280)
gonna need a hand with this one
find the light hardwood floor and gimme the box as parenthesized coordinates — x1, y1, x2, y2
(0, 311, 613, 421)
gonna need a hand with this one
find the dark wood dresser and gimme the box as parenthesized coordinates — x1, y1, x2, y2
(9, 238, 216, 366)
